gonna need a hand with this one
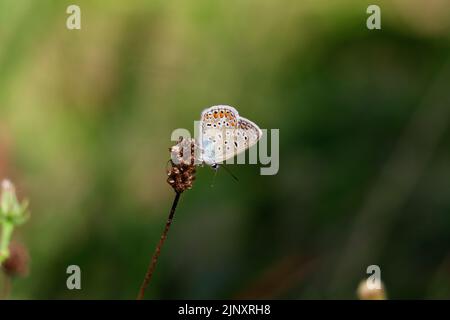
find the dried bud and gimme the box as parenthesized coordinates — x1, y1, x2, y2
(2, 242, 30, 277)
(167, 138, 197, 193)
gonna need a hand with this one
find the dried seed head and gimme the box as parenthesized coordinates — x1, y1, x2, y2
(2, 242, 30, 277)
(169, 137, 197, 166)
(167, 138, 197, 193)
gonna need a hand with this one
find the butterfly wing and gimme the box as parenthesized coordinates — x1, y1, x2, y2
(235, 116, 262, 153)
(199, 105, 262, 165)
(199, 105, 239, 165)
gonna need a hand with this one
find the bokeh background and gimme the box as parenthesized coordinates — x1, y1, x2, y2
(1, 0, 450, 299)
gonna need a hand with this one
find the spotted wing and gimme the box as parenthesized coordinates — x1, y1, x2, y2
(199, 105, 262, 165)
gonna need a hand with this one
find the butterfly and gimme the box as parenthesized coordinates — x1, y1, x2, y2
(198, 105, 262, 169)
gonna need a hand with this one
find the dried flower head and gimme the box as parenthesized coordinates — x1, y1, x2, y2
(167, 138, 197, 194)
(2, 242, 29, 277)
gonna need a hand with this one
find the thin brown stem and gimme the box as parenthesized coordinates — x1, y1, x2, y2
(137, 192, 181, 300)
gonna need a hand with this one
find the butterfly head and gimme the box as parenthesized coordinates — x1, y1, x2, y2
(211, 163, 220, 170)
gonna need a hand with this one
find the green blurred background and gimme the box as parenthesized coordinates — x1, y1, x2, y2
(1, 0, 450, 299)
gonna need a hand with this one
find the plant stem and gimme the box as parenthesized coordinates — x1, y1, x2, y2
(137, 192, 181, 300)
(0, 222, 14, 266)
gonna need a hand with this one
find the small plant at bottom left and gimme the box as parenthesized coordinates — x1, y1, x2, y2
(0, 179, 30, 298)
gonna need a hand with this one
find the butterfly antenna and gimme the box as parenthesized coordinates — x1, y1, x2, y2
(221, 163, 239, 182)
